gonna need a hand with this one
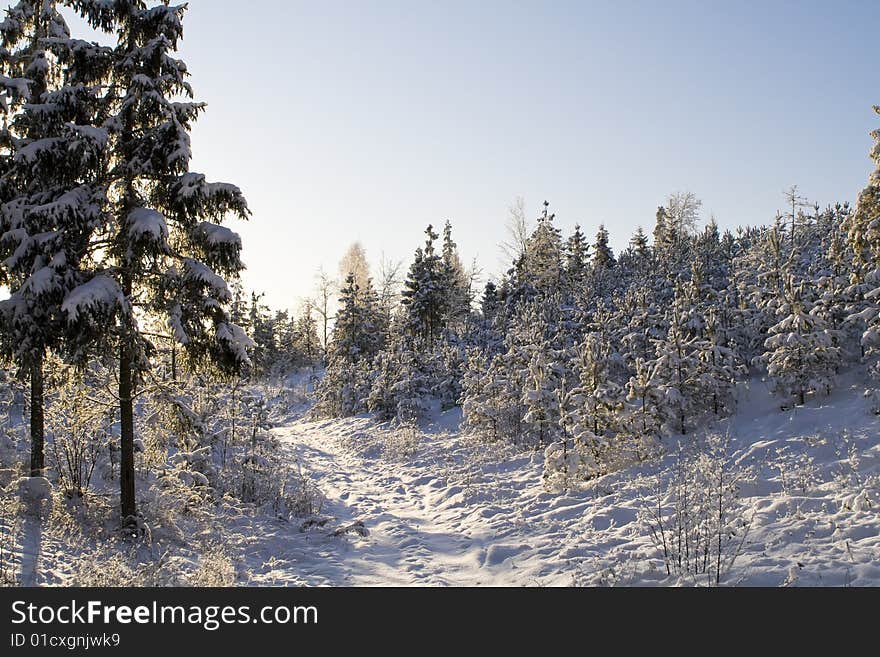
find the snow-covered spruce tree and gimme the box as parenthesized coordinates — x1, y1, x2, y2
(762, 279, 841, 406)
(61, 2, 250, 527)
(738, 219, 792, 366)
(366, 331, 432, 424)
(695, 307, 743, 418)
(0, 1, 111, 476)
(523, 200, 563, 291)
(591, 223, 615, 271)
(652, 205, 674, 257)
(293, 303, 321, 367)
(440, 220, 470, 330)
(465, 335, 531, 445)
(563, 223, 589, 289)
(845, 105, 880, 385)
(315, 273, 384, 417)
(652, 284, 702, 435)
(401, 224, 446, 346)
(461, 346, 493, 436)
(619, 286, 666, 369)
(589, 224, 616, 299)
(814, 206, 862, 363)
(432, 331, 466, 410)
(472, 280, 504, 353)
(623, 357, 664, 453)
(622, 226, 651, 278)
(562, 333, 625, 474)
(521, 340, 561, 447)
(389, 344, 431, 424)
(366, 344, 399, 422)
(694, 216, 727, 289)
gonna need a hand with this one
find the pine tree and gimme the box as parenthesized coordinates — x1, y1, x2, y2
(316, 273, 384, 417)
(440, 220, 469, 328)
(845, 105, 880, 378)
(653, 284, 702, 434)
(695, 308, 742, 417)
(592, 224, 616, 271)
(461, 347, 494, 437)
(293, 303, 320, 366)
(653, 205, 673, 254)
(563, 223, 589, 288)
(763, 280, 841, 406)
(248, 292, 274, 376)
(524, 201, 563, 290)
(521, 341, 561, 447)
(0, 1, 111, 477)
(62, 2, 251, 526)
(624, 357, 665, 448)
(629, 226, 650, 259)
(401, 224, 446, 345)
(434, 333, 465, 410)
(480, 280, 499, 322)
(562, 333, 625, 472)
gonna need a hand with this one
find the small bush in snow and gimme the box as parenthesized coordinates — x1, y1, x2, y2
(70, 547, 183, 587)
(542, 439, 596, 491)
(383, 423, 421, 460)
(0, 489, 22, 586)
(46, 376, 113, 498)
(776, 447, 820, 496)
(832, 430, 879, 512)
(642, 434, 752, 585)
(188, 545, 237, 586)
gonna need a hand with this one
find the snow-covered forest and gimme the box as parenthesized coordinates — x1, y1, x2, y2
(0, 1, 878, 587)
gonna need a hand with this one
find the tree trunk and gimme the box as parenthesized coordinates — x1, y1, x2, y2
(171, 341, 177, 382)
(29, 354, 44, 477)
(119, 337, 137, 523)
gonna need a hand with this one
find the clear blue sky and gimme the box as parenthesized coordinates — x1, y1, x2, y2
(62, 1, 880, 310)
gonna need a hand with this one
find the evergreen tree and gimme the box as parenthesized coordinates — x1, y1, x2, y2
(624, 357, 665, 449)
(440, 220, 469, 328)
(846, 105, 880, 379)
(652, 284, 702, 434)
(524, 201, 563, 290)
(316, 273, 384, 416)
(401, 224, 446, 345)
(653, 205, 673, 254)
(763, 280, 841, 406)
(0, 1, 110, 477)
(521, 341, 561, 447)
(294, 303, 320, 366)
(695, 308, 742, 417)
(480, 280, 499, 322)
(592, 223, 616, 271)
(629, 226, 650, 259)
(62, 1, 250, 525)
(562, 333, 625, 472)
(563, 223, 589, 287)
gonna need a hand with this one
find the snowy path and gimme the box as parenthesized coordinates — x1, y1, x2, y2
(238, 380, 880, 587)
(236, 411, 640, 586)
(269, 420, 518, 585)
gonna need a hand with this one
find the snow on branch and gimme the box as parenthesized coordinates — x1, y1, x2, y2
(61, 275, 125, 323)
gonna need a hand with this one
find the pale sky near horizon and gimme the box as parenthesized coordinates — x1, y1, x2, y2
(42, 1, 880, 311)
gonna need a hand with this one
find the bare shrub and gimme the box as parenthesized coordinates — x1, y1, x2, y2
(383, 423, 420, 460)
(188, 545, 237, 586)
(0, 489, 22, 586)
(642, 433, 752, 585)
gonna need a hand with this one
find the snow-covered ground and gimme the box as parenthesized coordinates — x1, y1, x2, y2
(3, 374, 878, 587)
(217, 375, 880, 586)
